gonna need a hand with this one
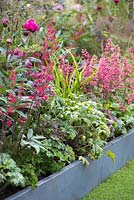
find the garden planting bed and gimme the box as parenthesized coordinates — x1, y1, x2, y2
(5, 130, 134, 200)
(1, 1, 134, 200)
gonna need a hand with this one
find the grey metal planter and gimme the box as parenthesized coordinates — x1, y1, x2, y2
(5, 130, 134, 200)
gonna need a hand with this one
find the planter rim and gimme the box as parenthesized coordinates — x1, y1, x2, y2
(104, 129, 134, 149)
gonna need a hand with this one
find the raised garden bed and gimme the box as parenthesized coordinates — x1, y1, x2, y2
(1, 2, 134, 199)
(5, 130, 134, 200)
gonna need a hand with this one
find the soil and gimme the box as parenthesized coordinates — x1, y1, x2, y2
(1, 186, 22, 200)
(0, 174, 50, 200)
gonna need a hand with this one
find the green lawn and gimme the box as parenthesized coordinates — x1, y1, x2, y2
(83, 161, 134, 200)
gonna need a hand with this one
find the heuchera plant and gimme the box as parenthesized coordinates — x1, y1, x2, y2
(83, 39, 134, 107)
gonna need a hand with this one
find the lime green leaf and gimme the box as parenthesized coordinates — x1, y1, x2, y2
(79, 156, 89, 166)
(107, 150, 116, 162)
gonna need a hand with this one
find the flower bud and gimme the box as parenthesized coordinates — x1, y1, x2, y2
(2, 18, 9, 27)
(6, 38, 12, 45)
(96, 5, 102, 11)
(26, 4, 32, 8)
(23, 30, 30, 36)
(82, 135, 86, 141)
(113, 0, 120, 4)
(97, 5, 102, 11)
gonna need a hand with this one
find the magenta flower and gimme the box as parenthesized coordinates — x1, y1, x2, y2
(113, 0, 120, 4)
(2, 18, 9, 27)
(23, 19, 39, 32)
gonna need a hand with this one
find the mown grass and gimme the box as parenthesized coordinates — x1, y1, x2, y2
(83, 161, 134, 200)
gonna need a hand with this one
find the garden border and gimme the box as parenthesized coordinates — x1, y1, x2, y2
(5, 130, 134, 200)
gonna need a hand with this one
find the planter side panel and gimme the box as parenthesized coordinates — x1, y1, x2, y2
(5, 131, 134, 200)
